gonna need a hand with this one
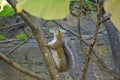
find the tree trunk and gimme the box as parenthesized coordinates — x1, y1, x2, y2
(6, 0, 60, 80)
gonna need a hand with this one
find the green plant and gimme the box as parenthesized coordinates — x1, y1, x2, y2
(16, 33, 27, 40)
(16, 0, 70, 20)
(71, 0, 79, 2)
(0, 35, 5, 40)
(84, 0, 96, 10)
(0, 0, 14, 17)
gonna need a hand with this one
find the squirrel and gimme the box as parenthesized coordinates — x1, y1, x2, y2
(44, 28, 75, 72)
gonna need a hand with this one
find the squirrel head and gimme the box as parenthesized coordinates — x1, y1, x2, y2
(54, 28, 64, 38)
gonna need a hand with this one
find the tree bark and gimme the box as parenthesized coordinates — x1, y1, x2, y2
(6, 0, 60, 80)
(0, 52, 42, 80)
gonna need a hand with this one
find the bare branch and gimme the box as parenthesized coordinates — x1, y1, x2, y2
(80, 2, 120, 80)
(100, 17, 110, 24)
(18, 61, 44, 66)
(6, 1, 60, 80)
(0, 52, 42, 80)
(52, 20, 106, 70)
(0, 22, 26, 31)
(5, 36, 33, 56)
(52, 20, 79, 38)
(0, 39, 17, 44)
(77, 1, 91, 80)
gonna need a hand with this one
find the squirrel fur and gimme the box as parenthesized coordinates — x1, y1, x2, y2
(45, 28, 75, 72)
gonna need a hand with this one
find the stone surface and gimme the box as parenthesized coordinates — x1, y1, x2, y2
(0, 14, 116, 80)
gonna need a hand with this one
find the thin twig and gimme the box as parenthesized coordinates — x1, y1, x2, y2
(7, 1, 60, 80)
(52, 20, 79, 38)
(0, 22, 26, 31)
(81, 1, 102, 80)
(83, 49, 120, 79)
(77, 0, 86, 54)
(51, 14, 120, 79)
(78, 0, 91, 80)
(52, 20, 105, 68)
(5, 35, 33, 56)
(41, 20, 49, 27)
(21, 28, 30, 37)
(0, 39, 17, 44)
(100, 17, 110, 24)
(80, 1, 120, 80)
(0, 52, 42, 80)
(18, 61, 44, 66)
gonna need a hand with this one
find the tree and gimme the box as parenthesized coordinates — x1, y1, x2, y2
(0, 0, 120, 80)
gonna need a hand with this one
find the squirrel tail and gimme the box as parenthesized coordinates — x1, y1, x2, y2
(62, 38, 75, 71)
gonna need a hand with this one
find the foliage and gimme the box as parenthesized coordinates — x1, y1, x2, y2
(71, 0, 79, 2)
(1, 0, 120, 32)
(84, 0, 96, 10)
(16, 33, 27, 40)
(0, 0, 7, 11)
(1, 0, 96, 19)
(104, 0, 120, 31)
(0, 35, 5, 40)
(0, 5, 14, 17)
(0, 0, 14, 17)
(16, 0, 70, 20)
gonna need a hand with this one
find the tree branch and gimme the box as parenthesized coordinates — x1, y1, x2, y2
(0, 22, 26, 31)
(5, 36, 32, 56)
(79, 2, 120, 80)
(0, 52, 42, 80)
(52, 20, 79, 38)
(6, 0, 60, 80)
(0, 39, 17, 44)
(52, 20, 106, 72)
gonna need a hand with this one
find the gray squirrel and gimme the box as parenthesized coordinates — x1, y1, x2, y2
(45, 28, 75, 72)
(62, 37, 75, 71)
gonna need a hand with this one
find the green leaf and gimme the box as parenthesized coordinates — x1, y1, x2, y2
(0, 5, 15, 17)
(104, 0, 120, 31)
(16, 33, 27, 40)
(0, 35, 5, 40)
(18, 0, 70, 20)
(84, 1, 95, 10)
(71, 0, 79, 2)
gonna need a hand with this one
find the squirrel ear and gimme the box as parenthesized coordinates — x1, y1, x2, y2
(58, 29, 64, 37)
(61, 33, 64, 37)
